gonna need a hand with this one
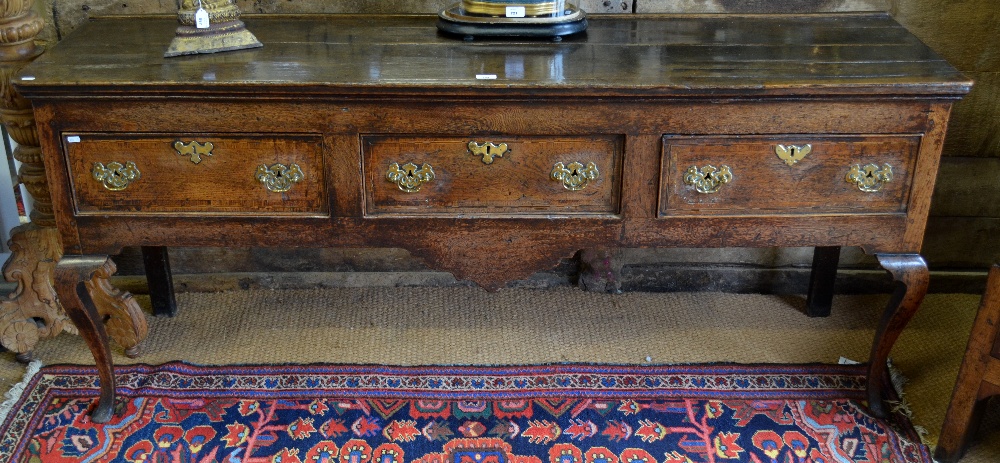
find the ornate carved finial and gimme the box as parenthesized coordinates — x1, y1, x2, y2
(0, 0, 49, 226)
(164, 0, 263, 57)
(0, 1, 44, 62)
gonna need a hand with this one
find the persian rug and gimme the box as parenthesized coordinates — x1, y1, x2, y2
(0, 362, 930, 463)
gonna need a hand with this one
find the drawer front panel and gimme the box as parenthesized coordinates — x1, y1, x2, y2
(364, 135, 623, 216)
(660, 135, 920, 216)
(66, 133, 327, 215)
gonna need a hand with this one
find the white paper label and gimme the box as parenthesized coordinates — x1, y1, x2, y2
(66, 136, 81, 143)
(505, 6, 526, 17)
(475, 74, 498, 80)
(20, 76, 35, 81)
(195, 8, 210, 29)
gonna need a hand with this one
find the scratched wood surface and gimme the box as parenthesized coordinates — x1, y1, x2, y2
(19, 15, 967, 98)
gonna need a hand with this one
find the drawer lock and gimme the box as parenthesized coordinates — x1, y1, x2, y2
(846, 163, 893, 192)
(774, 144, 812, 166)
(551, 161, 599, 191)
(387, 162, 436, 193)
(468, 141, 509, 164)
(256, 163, 305, 193)
(92, 161, 141, 191)
(683, 164, 732, 194)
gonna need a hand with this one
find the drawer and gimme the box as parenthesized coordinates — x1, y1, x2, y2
(65, 133, 328, 215)
(363, 135, 623, 216)
(659, 135, 920, 216)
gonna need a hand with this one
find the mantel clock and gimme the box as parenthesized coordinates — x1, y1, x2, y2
(438, 0, 587, 39)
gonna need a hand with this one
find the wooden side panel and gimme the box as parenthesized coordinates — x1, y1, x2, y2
(901, 103, 954, 251)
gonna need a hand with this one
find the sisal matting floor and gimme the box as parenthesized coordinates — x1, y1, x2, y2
(2, 288, 998, 462)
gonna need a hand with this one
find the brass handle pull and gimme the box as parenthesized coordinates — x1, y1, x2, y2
(775, 144, 811, 166)
(551, 161, 599, 191)
(846, 163, 893, 192)
(173, 140, 214, 164)
(92, 161, 141, 191)
(468, 141, 509, 164)
(387, 162, 435, 193)
(256, 163, 304, 193)
(684, 164, 733, 194)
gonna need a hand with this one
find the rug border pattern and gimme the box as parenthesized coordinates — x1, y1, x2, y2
(0, 362, 892, 462)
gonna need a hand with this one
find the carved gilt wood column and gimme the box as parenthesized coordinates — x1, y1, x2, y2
(0, 0, 147, 361)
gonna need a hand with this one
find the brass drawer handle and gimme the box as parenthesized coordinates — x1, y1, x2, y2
(684, 164, 732, 194)
(775, 144, 811, 166)
(256, 163, 304, 193)
(846, 163, 893, 192)
(92, 161, 141, 191)
(387, 162, 435, 193)
(551, 161, 599, 191)
(173, 140, 214, 164)
(468, 141, 509, 164)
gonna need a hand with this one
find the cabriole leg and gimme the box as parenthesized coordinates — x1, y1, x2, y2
(867, 253, 929, 418)
(54, 256, 120, 422)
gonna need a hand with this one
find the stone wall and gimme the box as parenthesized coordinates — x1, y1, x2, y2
(35, 0, 888, 41)
(26, 0, 1000, 292)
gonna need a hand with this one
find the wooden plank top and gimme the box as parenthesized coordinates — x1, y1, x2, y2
(17, 14, 971, 99)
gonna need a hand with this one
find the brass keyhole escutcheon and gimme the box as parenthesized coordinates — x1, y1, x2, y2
(683, 164, 733, 194)
(846, 163, 893, 192)
(256, 163, 304, 193)
(173, 140, 215, 164)
(387, 162, 435, 193)
(92, 161, 141, 191)
(551, 161, 599, 191)
(468, 141, 509, 164)
(775, 144, 812, 166)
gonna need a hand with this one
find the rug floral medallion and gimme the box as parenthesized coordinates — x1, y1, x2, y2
(0, 363, 930, 463)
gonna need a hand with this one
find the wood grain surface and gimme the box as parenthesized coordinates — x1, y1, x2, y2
(364, 135, 622, 216)
(661, 135, 919, 216)
(18, 15, 969, 98)
(65, 133, 328, 215)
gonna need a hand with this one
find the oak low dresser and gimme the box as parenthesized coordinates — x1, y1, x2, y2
(15, 13, 970, 423)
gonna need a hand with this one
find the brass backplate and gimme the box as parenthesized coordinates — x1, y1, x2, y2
(92, 161, 141, 191)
